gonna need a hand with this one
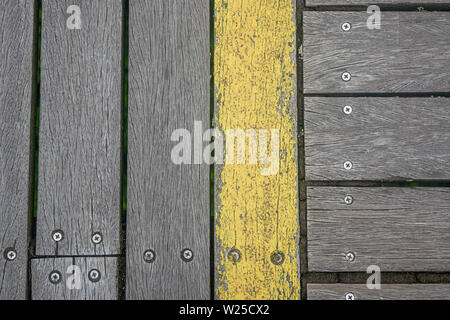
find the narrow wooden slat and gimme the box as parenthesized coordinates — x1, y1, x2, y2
(307, 187, 450, 272)
(126, 0, 210, 300)
(303, 12, 450, 93)
(0, 0, 35, 300)
(304, 97, 450, 181)
(308, 284, 450, 300)
(36, 0, 123, 255)
(214, 0, 300, 299)
(307, 0, 450, 5)
(31, 257, 117, 300)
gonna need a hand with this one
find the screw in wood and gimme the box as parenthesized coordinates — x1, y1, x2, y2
(344, 161, 353, 170)
(341, 22, 352, 32)
(345, 292, 355, 300)
(270, 251, 285, 266)
(49, 271, 62, 284)
(143, 249, 156, 263)
(88, 269, 101, 283)
(342, 72, 352, 82)
(345, 252, 356, 262)
(344, 195, 354, 205)
(181, 248, 194, 262)
(91, 232, 103, 245)
(228, 248, 241, 264)
(343, 105, 353, 115)
(3, 248, 17, 261)
(52, 230, 64, 242)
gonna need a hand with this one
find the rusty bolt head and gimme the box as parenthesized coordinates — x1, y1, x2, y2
(143, 250, 156, 263)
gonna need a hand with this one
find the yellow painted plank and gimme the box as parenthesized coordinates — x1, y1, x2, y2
(214, 0, 299, 300)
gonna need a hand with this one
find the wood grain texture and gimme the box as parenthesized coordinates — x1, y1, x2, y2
(0, 0, 35, 300)
(31, 257, 117, 300)
(305, 97, 450, 181)
(308, 284, 450, 300)
(36, 0, 122, 255)
(307, 0, 450, 5)
(303, 12, 450, 93)
(126, 0, 210, 300)
(214, 0, 299, 300)
(307, 187, 450, 272)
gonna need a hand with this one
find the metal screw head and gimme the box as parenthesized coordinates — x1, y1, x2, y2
(344, 161, 353, 170)
(341, 22, 352, 32)
(49, 271, 62, 284)
(345, 292, 355, 300)
(345, 252, 356, 262)
(52, 230, 64, 242)
(270, 251, 285, 266)
(343, 105, 353, 115)
(143, 249, 156, 263)
(228, 248, 241, 264)
(88, 269, 101, 283)
(4, 248, 17, 261)
(344, 195, 354, 205)
(181, 248, 194, 262)
(342, 72, 352, 82)
(91, 232, 103, 245)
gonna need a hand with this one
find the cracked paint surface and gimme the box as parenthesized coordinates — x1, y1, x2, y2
(215, 0, 299, 300)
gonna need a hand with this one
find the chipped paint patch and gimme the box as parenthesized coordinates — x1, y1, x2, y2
(214, 0, 299, 300)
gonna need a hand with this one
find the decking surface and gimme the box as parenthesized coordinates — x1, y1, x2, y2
(0, 0, 449, 300)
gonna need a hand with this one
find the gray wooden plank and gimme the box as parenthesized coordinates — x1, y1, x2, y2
(126, 0, 210, 300)
(36, 0, 123, 255)
(308, 284, 450, 300)
(31, 257, 118, 300)
(303, 12, 450, 93)
(307, 187, 450, 272)
(305, 97, 450, 181)
(307, 0, 450, 5)
(0, 0, 36, 300)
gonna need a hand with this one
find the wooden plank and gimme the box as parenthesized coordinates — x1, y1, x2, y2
(214, 0, 300, 299)
(31, 257, 117, 300)
(308, 284, 450, 300)
(307, 0, 450, 5)
(304, 97, 450, 181)
(303, 12, 450, 93)
(0, 0, 35, 300)
(36, 0, 122, 255)
(126, 0, 210, 300)
(307, 187, 450, 272)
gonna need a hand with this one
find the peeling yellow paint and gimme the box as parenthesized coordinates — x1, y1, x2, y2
(215, 0, 299, 300)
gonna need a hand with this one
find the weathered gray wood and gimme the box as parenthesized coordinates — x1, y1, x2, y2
(308, 187, 450, 272)
(126, 0, 210, 300)
(308, 284, 450, 300)
(0, 0, 35, 300)
(305, 97, 450, 181)
(307, 0, 450, 5)
(303, 12, 450, 93)
(31, 257, 117, 300)
(36, 0, 122, 255)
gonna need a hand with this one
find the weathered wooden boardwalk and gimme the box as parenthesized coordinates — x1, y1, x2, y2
(1, 0, 450, 300)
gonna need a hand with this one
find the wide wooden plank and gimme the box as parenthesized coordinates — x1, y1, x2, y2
(307, 0, 450, 5)
(31, 257, 117, 300)
(126, 0, 210, 300)
(304, 97, 450, 181)
(214, 0, 300, 299)
(307, 187, 450, 272)
(303, 12, 450, 93)
(308, 284, 450, 300)
(0, 0, 36, 300)
(36, 0, 122, 255)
